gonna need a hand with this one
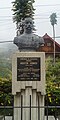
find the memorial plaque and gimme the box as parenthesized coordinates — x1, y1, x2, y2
(17, 57, 41, 81)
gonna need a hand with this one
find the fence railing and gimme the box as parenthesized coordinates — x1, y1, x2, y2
(0, 105, 60, 120)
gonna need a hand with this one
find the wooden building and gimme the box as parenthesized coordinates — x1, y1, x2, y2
(38, 33, 60, 58)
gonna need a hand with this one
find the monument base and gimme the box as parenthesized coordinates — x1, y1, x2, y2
(12, 52, 45, 120)
(14, 87, 45, 120)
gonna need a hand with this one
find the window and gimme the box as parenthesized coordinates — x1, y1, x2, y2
(47, 42, 51, 46)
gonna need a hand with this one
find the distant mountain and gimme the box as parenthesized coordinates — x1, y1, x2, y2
(0, 43, 18, 59)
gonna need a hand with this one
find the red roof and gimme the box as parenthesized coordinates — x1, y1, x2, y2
(43, 33, 60, 48)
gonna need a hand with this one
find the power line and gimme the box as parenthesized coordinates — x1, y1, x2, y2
(34, 4, 60, 7)
(34, 17, 60, 19)
(0, 16, 12, 17)
(0, 36, 60, 44)
(0, 13, 60, 17)
(0, 4, 60, 9)
(0, 7, 11, 9)
(0, 17, 60, 21)
(0, 41, 13, 43)
(0, 14, 60, 19)
(0, 19, 12, 21)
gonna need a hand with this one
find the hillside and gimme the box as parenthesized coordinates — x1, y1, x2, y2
(0, 43, 18, 59)
(0, 43, 18, 79)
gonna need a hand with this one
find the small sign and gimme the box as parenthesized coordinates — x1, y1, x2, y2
(17, 57, 41, 81)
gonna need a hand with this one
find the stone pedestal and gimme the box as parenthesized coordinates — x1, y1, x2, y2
(12, 52, 45, 120)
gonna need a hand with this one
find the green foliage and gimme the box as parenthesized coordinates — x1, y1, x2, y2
(0, 59, 12, 79)
(12, 0, 35, 34)
(0, 58, 13, 115)
(12, 0, 35, 22)
(46, 58, 60, 116)
(50, 13, 57, 26)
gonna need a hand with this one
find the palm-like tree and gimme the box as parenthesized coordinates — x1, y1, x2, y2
(50, 13, 57, 64)
(12, 0, 35, 35)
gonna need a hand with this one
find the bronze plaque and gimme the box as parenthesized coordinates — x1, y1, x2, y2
(17, 57, 41, 81)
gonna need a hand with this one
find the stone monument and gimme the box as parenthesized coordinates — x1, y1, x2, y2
(14, 17, 44, 51)
(12, 17, 45, 120)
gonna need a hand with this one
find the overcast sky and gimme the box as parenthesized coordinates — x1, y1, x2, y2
(0, 0, 60, 44)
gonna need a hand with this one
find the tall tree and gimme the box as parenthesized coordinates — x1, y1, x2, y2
(50, 13, 57, 64)
(12, 0, 35, 35)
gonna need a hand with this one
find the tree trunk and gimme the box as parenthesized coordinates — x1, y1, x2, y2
(53, 25, 55, 65)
